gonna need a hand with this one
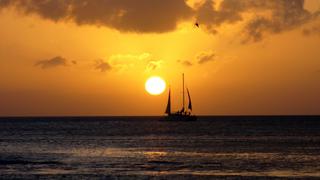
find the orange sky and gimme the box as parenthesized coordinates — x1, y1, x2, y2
(0, 0, 320, 116)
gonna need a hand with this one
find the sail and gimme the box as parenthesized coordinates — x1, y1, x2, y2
(165, 88, 171, 114)
(180, 106, 185, 113)
(187, 88, 192, 111)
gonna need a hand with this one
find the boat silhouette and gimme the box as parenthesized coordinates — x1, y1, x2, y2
(162, 74, 197, 121)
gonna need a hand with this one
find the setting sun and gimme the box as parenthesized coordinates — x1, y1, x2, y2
(145, 76, 166, 96)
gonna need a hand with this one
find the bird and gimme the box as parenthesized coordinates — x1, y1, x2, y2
(195, 22, 199, 28)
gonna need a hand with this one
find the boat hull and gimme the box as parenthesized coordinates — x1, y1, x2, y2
(161, 115, 197, 121)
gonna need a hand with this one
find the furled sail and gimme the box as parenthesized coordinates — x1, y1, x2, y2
(165, 88, 171, 115)
(187, 88, 192, 111)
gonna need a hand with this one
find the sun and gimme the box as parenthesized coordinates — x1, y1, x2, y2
(145, 76, 166, 95)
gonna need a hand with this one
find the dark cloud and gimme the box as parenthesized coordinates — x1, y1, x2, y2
(95, 59, 112, 72)
(196, 0, 319, 43)
(196, 0, 244, 34)
(1, 0, 319, 41)
(242, 0, 314, 43)
(0, 0, 11, 7)
(0, 0, 193, 33)
(35, 56, 67, 69)
(197, 52, 215, 64)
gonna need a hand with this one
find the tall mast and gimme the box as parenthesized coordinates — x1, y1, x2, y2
(182, 73, 185, 112)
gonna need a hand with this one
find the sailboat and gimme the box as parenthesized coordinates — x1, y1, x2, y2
(162, 74, 197, 121)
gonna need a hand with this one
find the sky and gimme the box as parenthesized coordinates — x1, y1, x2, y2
(0, 0, 320, 116)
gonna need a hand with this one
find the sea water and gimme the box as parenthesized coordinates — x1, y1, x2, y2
(0, 116, 319, 179)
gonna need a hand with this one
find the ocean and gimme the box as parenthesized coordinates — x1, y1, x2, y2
(0, 116, 319, 179)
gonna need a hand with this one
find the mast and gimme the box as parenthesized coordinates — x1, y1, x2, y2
(182, 73, 185, 112)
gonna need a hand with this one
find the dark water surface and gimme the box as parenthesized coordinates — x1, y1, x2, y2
(0, 116, 320, 179)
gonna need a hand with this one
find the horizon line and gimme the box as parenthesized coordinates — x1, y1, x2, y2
(0, 115, 320, 118)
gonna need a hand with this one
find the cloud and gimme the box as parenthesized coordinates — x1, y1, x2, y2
(177, 52, 215, 67)
(0, 0, 193, 33)
(242, 1, 315, 43)
(178, 60, 193, 66)
(110, 53, 151, 64)
(196, 0, 243, 34)
(303, 23, 320, 36)
(95, 59, 112, 72)
(196, 0, 319, 43)
(107, 53, 155, 72)
(182, 60, 193, 66)
(146, 60, 162, 71)
(177, 52, 215, 66)
(35, 56, 67, 69)
(197, 51, 215, 64)
(1, 0, 319, 41)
